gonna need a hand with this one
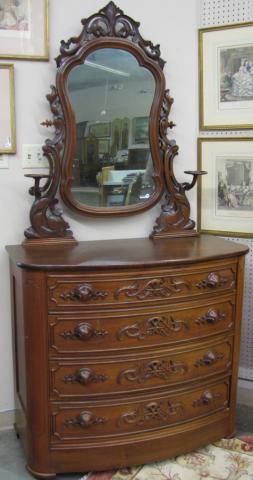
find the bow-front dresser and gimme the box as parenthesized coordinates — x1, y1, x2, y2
(6, 234, 248, 478)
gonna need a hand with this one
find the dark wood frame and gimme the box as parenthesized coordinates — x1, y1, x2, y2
(24, 1, 204, 243)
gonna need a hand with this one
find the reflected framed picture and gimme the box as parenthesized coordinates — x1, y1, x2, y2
(98, 139, 110, 155)
(89, 122, 111, 138)
(132, 116, 149, 144)
(0, 64, 16, 153)
(0, 0, 48, 60)
(198, 137, 253, 237)
(199, 22, 253, 130)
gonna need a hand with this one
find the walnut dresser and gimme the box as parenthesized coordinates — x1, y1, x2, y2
(6, 234, 248, 478)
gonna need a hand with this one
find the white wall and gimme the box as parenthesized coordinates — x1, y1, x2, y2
(0, 0, 198, 414)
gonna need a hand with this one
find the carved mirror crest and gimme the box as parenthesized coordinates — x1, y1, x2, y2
(24, 2, 204, 244)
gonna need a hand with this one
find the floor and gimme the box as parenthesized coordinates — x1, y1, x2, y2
(0, 404, 252, 480)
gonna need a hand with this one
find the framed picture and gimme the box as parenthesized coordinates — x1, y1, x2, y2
(132, 116, 149, 144)
(198, 137, 253, 237)
(89, 122, 111, 138)
(199, 22, 253, 130)
(0, 64, 16, 153)
(98, 139, 110, 155)
(0, 0, 48, 60)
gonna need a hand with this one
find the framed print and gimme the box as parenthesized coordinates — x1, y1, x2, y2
(89, 122, 111, 138)
(198, 137, 253, 237)
(98, 139, 110, 155)
(0, 0, 48, 60)
(199, 22, 253, 130)
(0, 64, 16, 153)
(132, 116, 149, 144)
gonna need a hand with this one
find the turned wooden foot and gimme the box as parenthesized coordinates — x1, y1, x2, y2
(26, 465, 56, 479)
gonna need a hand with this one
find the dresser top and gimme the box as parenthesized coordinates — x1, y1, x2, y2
(6, 235, 248, 271)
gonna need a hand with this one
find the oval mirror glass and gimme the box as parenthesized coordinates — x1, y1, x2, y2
(67, 48, 156, 208)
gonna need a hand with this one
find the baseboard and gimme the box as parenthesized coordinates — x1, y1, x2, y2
(238, 379, 253, 407)
(0, 410, 15, 431)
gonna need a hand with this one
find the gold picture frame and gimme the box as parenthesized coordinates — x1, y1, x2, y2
(0, 64, 16, 154)
(199, 22, 253, 130)
(0, 0, 48, 61)
(198, 137, 253, 237)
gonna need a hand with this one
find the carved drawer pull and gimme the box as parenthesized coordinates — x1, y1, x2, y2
(62, 367, 108, 385)
(196, 272, 231, 289)
(193, 390, 222, 407)
(60, 283, 108, 302)
(195, 309, 226, 325)
(60, 322, 108, 341)
(64, 411, 107, 428)
(194, 350, 224, 367)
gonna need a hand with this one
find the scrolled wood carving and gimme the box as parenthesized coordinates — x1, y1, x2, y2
(117, 359, 187, 384)
(60, 322, 108, 341)
(151, 90, 206, 238)
(55, 2, 165, 69)
(117, 315, 189, 341)
(64, 411, 107, 428)
(24, 86, 75, 242)
(114, 277, 191, 301)
(60, 283, 108, 302)
(118, 400, 183, 427)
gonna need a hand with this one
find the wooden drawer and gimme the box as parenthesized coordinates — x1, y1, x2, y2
(50, 378, 229, 442)
(49, 297, 235, 355)
(49, 337, 232, 399)
(47, 263, 236, 310)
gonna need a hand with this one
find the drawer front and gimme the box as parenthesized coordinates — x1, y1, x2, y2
(47, 264, 236, 309)
(50, 379, 229, 442)
(49, 339, 232, 399)
(49, 298, 235, 355)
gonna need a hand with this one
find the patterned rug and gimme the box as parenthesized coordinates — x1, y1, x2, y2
(80, 436, 253, 480)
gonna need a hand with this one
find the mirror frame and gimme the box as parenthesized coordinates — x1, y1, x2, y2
(58, 41, 164, 216)
(24, 2, 204, 244)
(56, 5, 165, 216)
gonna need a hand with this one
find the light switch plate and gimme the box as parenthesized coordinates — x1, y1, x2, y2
(0, 155, 9, 169)
(22, 144, 48, 168)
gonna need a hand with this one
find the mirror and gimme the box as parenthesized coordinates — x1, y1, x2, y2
(68, 48, 156, 208)
(24, 2, 202, 243)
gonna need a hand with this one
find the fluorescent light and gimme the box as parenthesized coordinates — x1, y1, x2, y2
(85, 60, 130, 77)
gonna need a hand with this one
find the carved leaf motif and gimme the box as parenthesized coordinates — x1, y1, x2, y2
(192, 390, 223, 407)
(117, 315, 189, 341)
(117, 359, 187, 384)
(114, 277, 191, 301)
(118, 400, 184, 427)
(56, 2, 165, 68)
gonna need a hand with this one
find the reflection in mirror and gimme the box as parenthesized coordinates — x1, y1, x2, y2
(68, 48, 156, 208)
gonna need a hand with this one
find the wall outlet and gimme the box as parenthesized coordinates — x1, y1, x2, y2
(0, 155, 9, 169)
(22, 144, 49, 168)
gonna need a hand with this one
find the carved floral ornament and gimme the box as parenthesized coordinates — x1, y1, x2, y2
(23, 1, 205, 245)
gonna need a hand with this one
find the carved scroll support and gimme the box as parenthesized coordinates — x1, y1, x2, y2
(23, 86, 77, 246)
(151, 90, 207, 239)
